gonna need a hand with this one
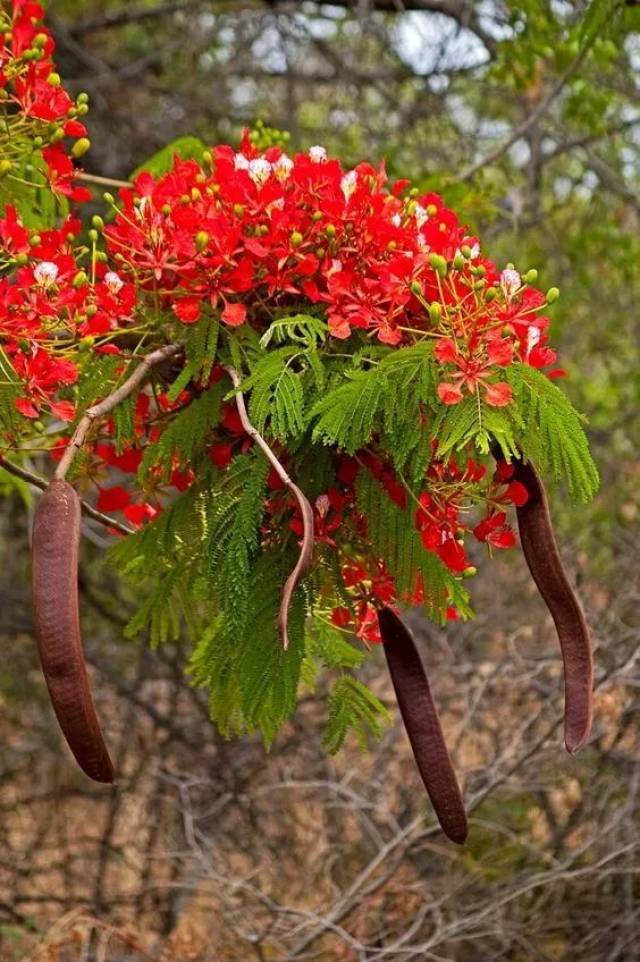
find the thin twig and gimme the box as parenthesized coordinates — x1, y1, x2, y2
(0, 457, 133, 536)
(225, 365, 314, 650)
(455, 37, 596, 182)
(76, 171, 134, 190)
(55, 344, 183, 482)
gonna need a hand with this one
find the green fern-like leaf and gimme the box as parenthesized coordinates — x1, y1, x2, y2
(139, 381, 224, 484)
(322, 675, 391, 753)
(508, 364, 599, 501)
(311, 368, 386, 454)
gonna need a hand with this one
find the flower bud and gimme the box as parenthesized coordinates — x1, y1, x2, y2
(77, 92, 89, 105)
(463, 566, 477, 578)
(428, 253, 447, 277)
(426, 204, 438, 216)
(71, 137, 91, 158)
(102, 192, 115, 205)
(524, 268, 538, 284)
(410, 279, 423, 296)
(47, 72, 61, 86)
(195, 230, 209, 252)
(76, 103, 89, 116)
(79, 336, 95, 351)
(428, 302, 442, 323)
(453, 252, 465, 271)
(546, 287, 560, 303)
(202, 150, 213, 167)
(33, 32, 48, 47)
(161, 204, 171, 215)
(29, 234, 41, 247)
(325, 223, 336, 237)
(0, 159, 12, 177)
(484, 286, 498, 302)
(72, 271, 88, 288)
(95, 251, 108, 263)
(50, 128, 65, 144)
(33, 420, 45, 434)
(91, 215, 104, 231)
(85, 304, 98, 317)
(233, 203, 245, 218)
(88, 229, 98, 242)
(312, 210, 323, 222)
(290, 231, 304, 248)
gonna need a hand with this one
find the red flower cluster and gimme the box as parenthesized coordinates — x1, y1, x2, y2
(104, 132, 558, 414)
(1, 1, 91, 202)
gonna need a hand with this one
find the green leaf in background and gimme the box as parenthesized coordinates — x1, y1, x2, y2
(130, 135, 208, 179)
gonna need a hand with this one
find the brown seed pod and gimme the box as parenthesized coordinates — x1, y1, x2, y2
(32, 479, 115, 782)
(378, 606, 468, 844)
(505, 456, 593, 754)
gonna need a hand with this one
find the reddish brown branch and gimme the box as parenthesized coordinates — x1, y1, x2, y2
(378, 606, 468, 844)
(225, 366, 314, 649)
(0, 457, 133, 535)
(497, 453, 593, 754)
(55, 343, 183, 482)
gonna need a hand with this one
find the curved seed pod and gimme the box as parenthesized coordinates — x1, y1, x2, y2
(378, 606, 468, 844)
(32, 479, 115, 782)
(504, 456, 593, 754)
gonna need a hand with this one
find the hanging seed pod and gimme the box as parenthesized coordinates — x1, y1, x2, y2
(32, 480, 115, 782)
(503, 456, 593, 754)
(378, 606, 468, 844)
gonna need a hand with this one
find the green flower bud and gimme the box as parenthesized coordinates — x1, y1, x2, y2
(202, 150, 213, 167)
(0, 159, 12, 177)
(33, 32, 48, 48)
(18, 338, 30, 352)
(428, 302, 442, 323)
(546, 286, 560, 303)
(524, 268, 538, 284)
(484, 286, 498, 302)
(315, 246, 325, 259)
(95, 251, 108, 262)
(71, 137, 91, 158)
(29, 234, 41, 247)
(72, 270, 88, 288)
(91, 215, 104, 231)
(79, 336, 95, 351)
(50, 127, 65, 144)
(290, 231, 304, 248)
(33, 420, 45, 434)
(410, 279, 423, 296)
(102, 192, 115, 205)
(33, 135, 43, 148)
(463, 565, 477, 578)
(195, 230, 209, 252)
(312, 210, 323, 222)
(85, 304, 98, 317)
(428, 253, 447, 277)
(233, 203, 245, 218)
(47, 72, 61, 87)
(453, 252, 465, 271)
(88, 229, 98, 242)
(14, 253, 28, 266)
(460, 244, 472, 258)
(76, 103, 89, 116)
(77, 92, 89, 105)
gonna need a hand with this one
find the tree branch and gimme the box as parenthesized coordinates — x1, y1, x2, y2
(55, 344, 183, 482)
(0, 457, 134, 535)
(225, 365, 314, 650)
(454, 38, 595, 182)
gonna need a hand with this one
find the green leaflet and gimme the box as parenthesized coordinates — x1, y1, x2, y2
(207, 449, 269, 640)
(322, 675, 391, 754)
(507, 364, 599, 502)
(355, 468, 467, 622)
(311, 368, 386, 454)
(138, 380, 225, 485)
